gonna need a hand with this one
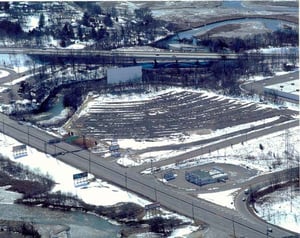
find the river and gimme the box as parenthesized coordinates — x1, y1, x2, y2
(170, 18, 296, 45)
(0, 187, 120, 238)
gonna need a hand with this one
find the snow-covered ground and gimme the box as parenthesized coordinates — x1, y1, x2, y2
(198, 188, 239, 210)
(0, 69, 9, 78)
(182, 126, 299, 174)
(0, 54, 34, 73)
(0, 132, 149, 207)
(0, 132, 197, 237)
(255, 185, 300, 233)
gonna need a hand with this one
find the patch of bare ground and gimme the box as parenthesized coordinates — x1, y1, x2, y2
(0, 220, 40, 238)
(195, 22, 269, 39)
(0, 156, 54, 197)
(173, 14, 298, 32)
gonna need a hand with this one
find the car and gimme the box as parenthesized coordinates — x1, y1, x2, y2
(242, 197, 246, 202)
(18, 121, 25, 125)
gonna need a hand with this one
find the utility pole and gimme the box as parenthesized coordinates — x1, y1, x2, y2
(125, 170, 128, 189)
(27, 126, 30, 144)
(2, 116, 4, 133)
(192, 201, 195, 221)
(151, 159, 153, 174)
(232, 215, 236, 238)
(88, 151, 91, 174)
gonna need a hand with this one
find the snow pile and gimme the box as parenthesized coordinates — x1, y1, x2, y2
(66, 43, 86, 50)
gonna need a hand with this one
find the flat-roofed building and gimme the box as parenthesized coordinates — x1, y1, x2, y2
(264, 80, 299, 102)
(185, 167, 228, 186)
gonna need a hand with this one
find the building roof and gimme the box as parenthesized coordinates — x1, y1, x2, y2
(264, 80, 299, 96)
(188, 170, 210, 178)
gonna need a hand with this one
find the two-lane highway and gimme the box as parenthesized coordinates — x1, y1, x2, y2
(0, 113, 298, 238)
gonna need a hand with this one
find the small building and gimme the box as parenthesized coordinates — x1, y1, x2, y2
(164, 170, 176, 181)
(107, 66, 142, 84)
(185, 167, 228, 186)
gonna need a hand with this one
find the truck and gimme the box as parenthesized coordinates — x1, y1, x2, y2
(48, 138, 61, 144)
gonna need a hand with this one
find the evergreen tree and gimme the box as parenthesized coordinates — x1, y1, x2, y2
(77, 25, 83, 41)
(103, 14, 113, 27)
(82, 12, 90, 27)
(38, 13, 45, 29)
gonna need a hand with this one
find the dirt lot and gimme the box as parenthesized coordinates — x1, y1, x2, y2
(69, 89, 297, 141)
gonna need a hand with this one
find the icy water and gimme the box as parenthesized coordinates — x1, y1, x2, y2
(0, 187, 120, 238)
(32, 93, 65, 122)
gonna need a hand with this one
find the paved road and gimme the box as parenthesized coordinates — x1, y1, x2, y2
(0, 47, 238, 60)
(0, 67, 19, 85)
(234, 168, 300, 233)
(135, 118, 299, 172)
(240, 71, 299, 97)
(0, 113, 298, 238)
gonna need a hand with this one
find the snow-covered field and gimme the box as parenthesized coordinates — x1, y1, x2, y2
(255, 185, 300, 233)
(0, 54, 33, 73)
(0, 69, 9, 78)
(0, 132, 149, 207)
(198, 188, 239, 210)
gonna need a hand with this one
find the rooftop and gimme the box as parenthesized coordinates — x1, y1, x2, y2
(264, 80, 299, 95)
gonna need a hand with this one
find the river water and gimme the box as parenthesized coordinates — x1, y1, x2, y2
(0, 187, 120, 238)
(172, 18, 295, 44)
